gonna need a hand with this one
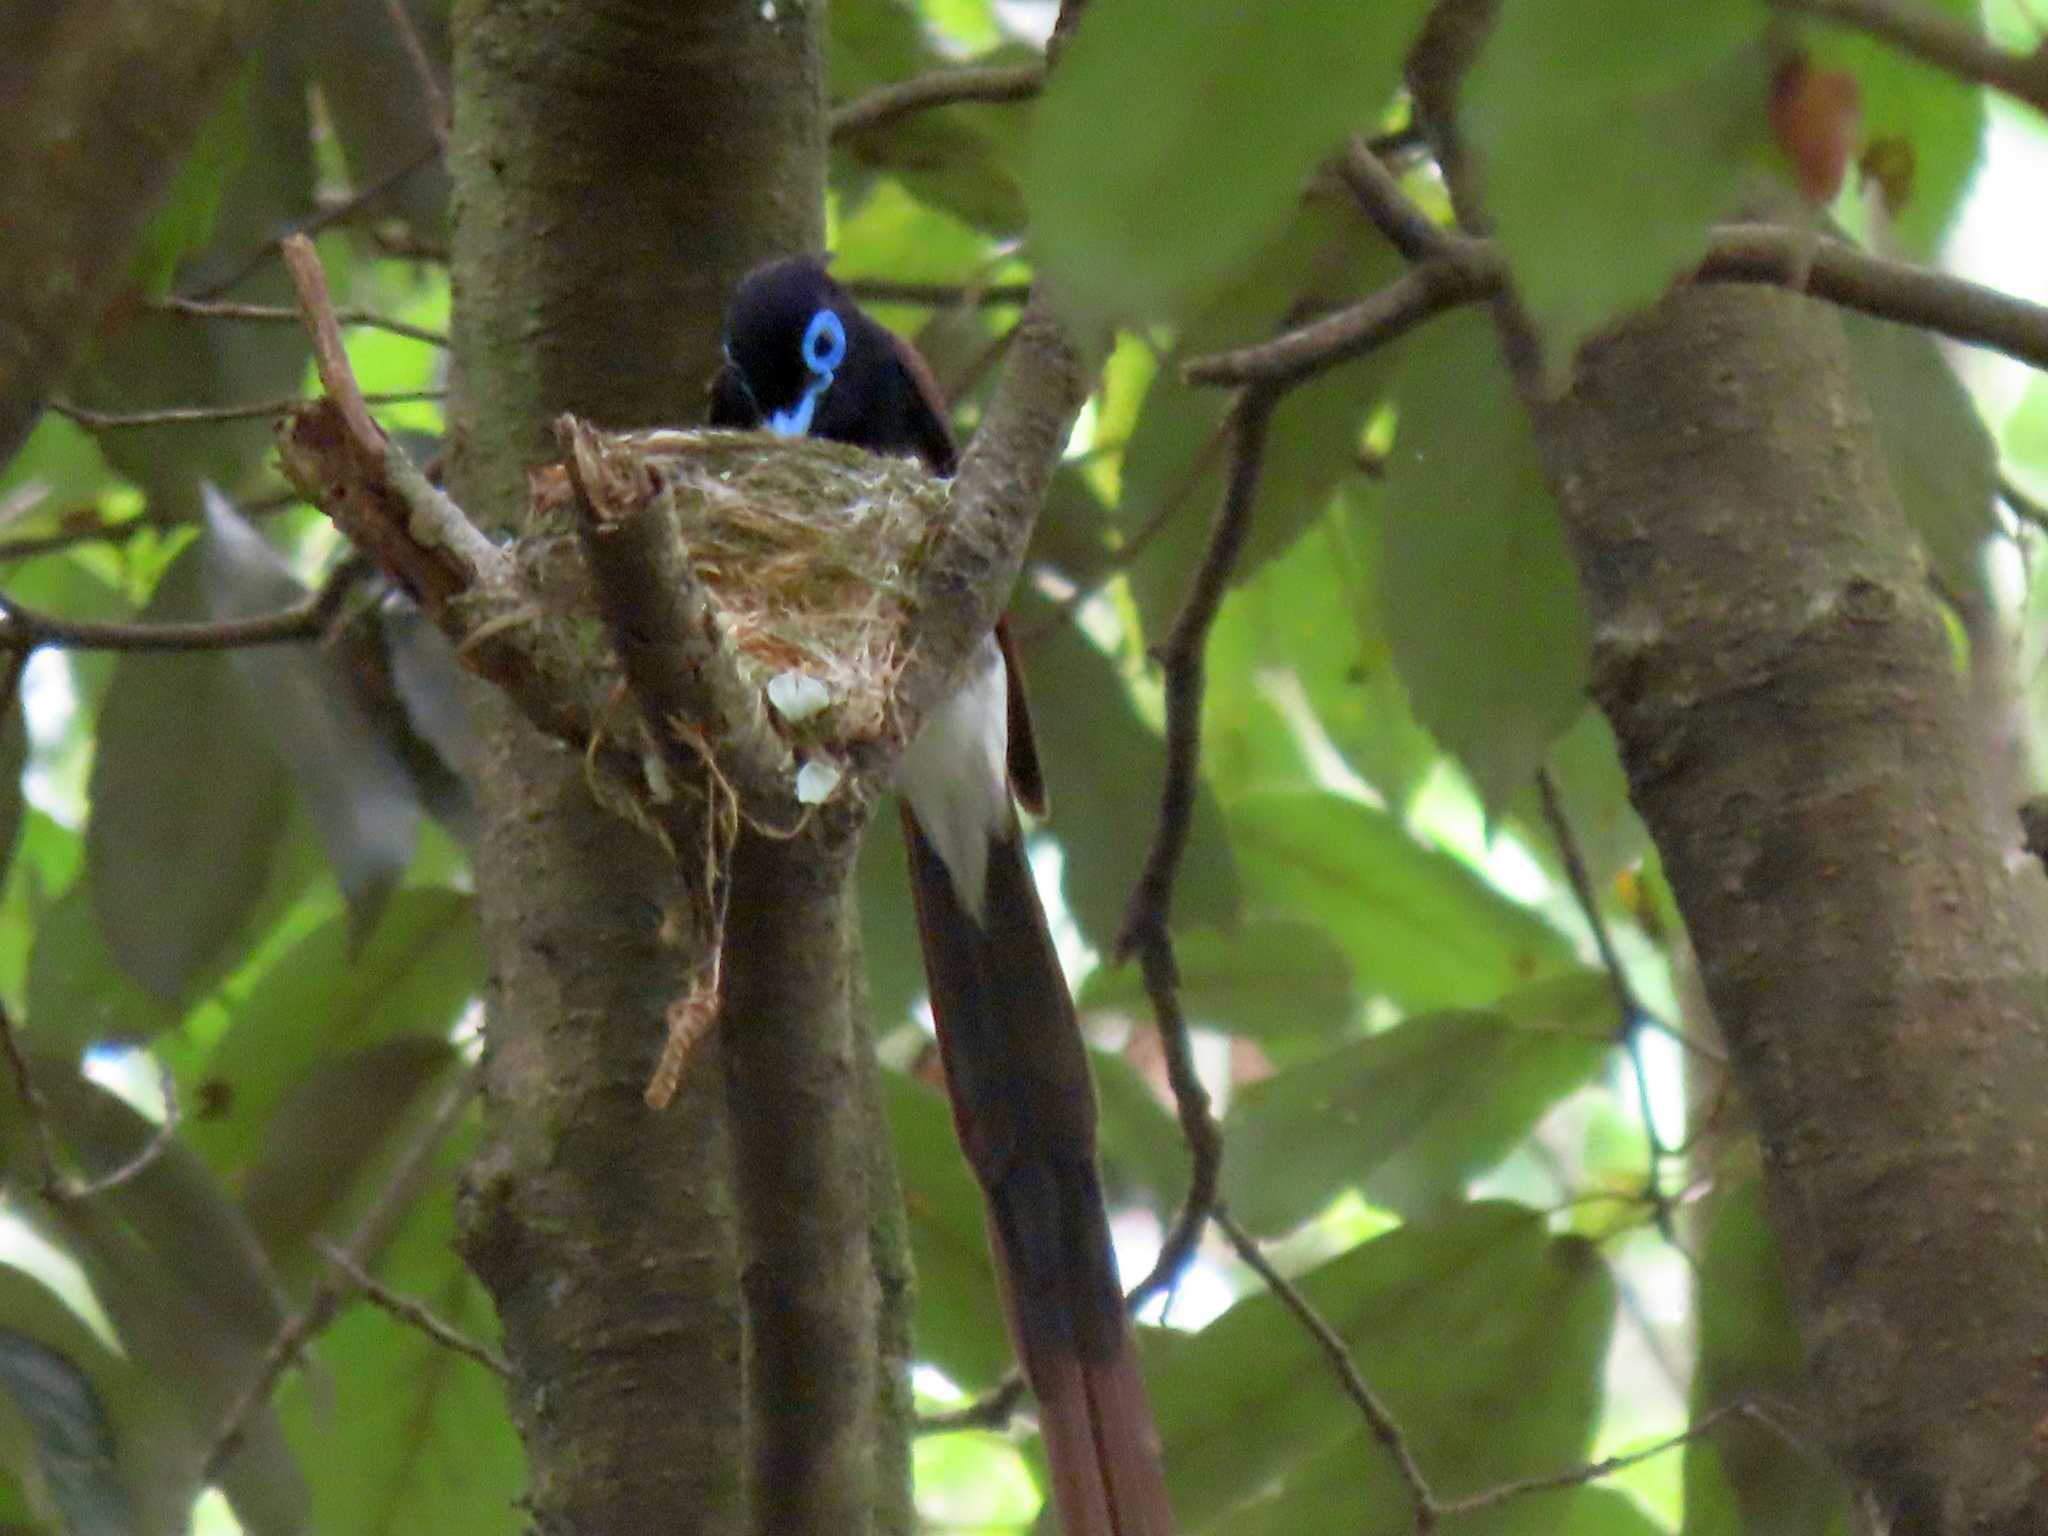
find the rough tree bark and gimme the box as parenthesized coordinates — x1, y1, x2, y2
(445, 4, 912, 1533)
(0, 0, 246, 461)
(1415, 9, 2048, 1531)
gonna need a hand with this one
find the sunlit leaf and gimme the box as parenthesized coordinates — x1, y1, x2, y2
(1226, 973, 1616, 1233)
(1204, 492, 1440, 810)
(1117, 202, 1401, 644)
(1028, 0, 1429, 326)
(1804, 0, 1984, 256)
(1228, 788, 1577, 1011)
(188, 889, 479, 1176)
(1463, 0, 1775, 380)
(1079, 919, 1355, 1054)
(1380, 310, 1590, 810)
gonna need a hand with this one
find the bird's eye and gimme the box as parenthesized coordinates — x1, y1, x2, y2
(801, 309, 847, 374)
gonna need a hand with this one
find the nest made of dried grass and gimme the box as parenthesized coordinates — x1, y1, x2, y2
(530, 429, 961, 752)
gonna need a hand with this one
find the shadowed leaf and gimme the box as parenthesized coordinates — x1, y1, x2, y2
(1380, 310, 1590, 810)
(1226, 974, 1617, 1233)
(1028, 0, 1429, 326)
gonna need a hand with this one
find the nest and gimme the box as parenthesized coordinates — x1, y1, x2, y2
(528, 427, 962, 759)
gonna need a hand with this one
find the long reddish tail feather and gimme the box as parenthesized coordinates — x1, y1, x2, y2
(901, 808, 1174, 1536)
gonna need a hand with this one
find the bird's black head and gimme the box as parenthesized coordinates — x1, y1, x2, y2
(716, 258, 855, 437)
(710, 255, 958, 476)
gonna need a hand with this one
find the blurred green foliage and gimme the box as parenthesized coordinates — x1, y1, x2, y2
(0, 0, 2033, 1530)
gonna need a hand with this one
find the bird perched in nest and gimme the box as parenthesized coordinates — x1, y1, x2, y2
(711, 257, 1174, 1536)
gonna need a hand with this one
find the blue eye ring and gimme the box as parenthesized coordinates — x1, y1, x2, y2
(802, 309, 847, 374)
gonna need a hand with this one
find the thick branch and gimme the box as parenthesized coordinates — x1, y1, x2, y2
(892, 297, 1096, 732)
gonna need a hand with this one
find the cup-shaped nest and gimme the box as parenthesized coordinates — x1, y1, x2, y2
(529, 428, 960, 756)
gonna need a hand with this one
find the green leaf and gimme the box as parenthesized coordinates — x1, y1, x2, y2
(1682, 1179, 1846, 1536)
(858, 818, 925, 1030)
(1462, 0, 1775, 379)
(1204, 493, 1440, 810)
(1019, 609, 1239, 950)
(0, 689, 29, 896)
(1089, 1050, 1185, 1220)
(1117, 202, 1402, 643)
(188, 889, 479, 1176)
(1028, 0, 1429, 326)
(1380, 310, 1591, 810)
(198, 491, 422, 940)
(1225, 973, 1616, 1233)
(275, 1140, 522, 1536)
(23, 885, 178, 1057)
(1842, 315, 1996, 606)
(1805, 0, 1984, 256)
(882, 1073, 1008, 1388)
(239, 1037, 458, 1274)
(0, 1264, 186, 1536)
(130, 65, 252, 294)
(1146, 1202, 1612, 1531)
(1228, 788, 1578, 1011)
(1079, 919, 1355, 1056)
(8, 1070, 306, 1536)
(84, 541, 293, 1003)
(1510, 707, 1649, 896)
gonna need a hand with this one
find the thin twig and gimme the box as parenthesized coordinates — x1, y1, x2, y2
(1114, 390, 1280, 1310)
(379, 0, 451, 147)
(1336, 134, 1449, 263)
(1771, 0, 2048, 116)
(0, 998, 65, 1203)
(1434, 1400, 1754, 1517)
(914, 1376, 1029, 1435)
(45, 390, 443, 431)
(205, 1061, 482, 1480)
(62, 1068, 181, 1200)
(1186, 223, 2048, 387)
(829, 63, 1044, 140)
(149, 294, 447, 347)
(186, 140, 443, 299)
(313, 1237, 510, 1376)
(1214, 1207, 1441, 1530)
(0, 554, 371, 654)
(2001, 474, 2048, 536)
(1533, 768, 1686, 1248)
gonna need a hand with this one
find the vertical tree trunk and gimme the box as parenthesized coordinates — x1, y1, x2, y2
(444, 4, 911, 1531)
(1409, 14, 2048, 1525)
(1525, 287, 2048, 1534)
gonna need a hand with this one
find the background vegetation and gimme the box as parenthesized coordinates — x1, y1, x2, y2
(1, 0, 2046, 1532)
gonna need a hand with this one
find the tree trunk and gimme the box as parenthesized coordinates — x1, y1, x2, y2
(1527, 286, 2048, 1535)
(444, 4, 912, 1532)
